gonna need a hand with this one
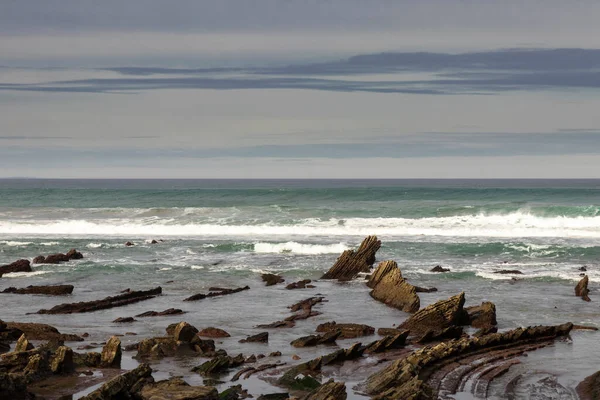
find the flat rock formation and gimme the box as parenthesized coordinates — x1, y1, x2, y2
(321, 235, 381, 280)
(36, 287, 162, 314)
(140, 377, 218, 400)
(0, 259, 31, 277)
(369, 261, 420, 313)
(2, 285, 74, 295)
(79, 363, 154, 400)
(365, 322, 574, 399)
(316, 322, 375, 339)
(184, 286, 249, 301)
(286, 279, 314, 290)
(494, 269, 523, 275)
(398, 292, 466, 337)
(290, 331, 341, 348)
(239, 332, 268, 343)
(575, 275, 591, 302)
(136, 321, 217, 359)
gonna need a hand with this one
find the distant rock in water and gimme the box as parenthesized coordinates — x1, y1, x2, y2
(2, 285, 74, 296)
(0, 259, 31, 277)
(35, 249, 83, 264)
(321, 235, 381, 280)
(431, 265, 450, 273)
(493, 269, 523, 274)
(575, 275, 591, 302)
(261, 273, 284, 286)
(125, 241, 134, 247)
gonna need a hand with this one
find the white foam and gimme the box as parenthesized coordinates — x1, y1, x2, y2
(0, 241, 33, 246)
(86, 243, 103, 248)
(158, 267, 172, 271)
(253, 241, 349, 254)
(191, 265, 205, 270)
(2, 271, 50, 278)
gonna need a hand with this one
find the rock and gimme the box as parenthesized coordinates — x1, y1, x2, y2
(136, 308, 185, 317)
(321, 235, 381, 280)
(84, 352, 102, 367)
(150, 240, 159, 244)
(125, 241, 134, 246)
(258, 394, 290, 400)
(286, 279, 313, 290)
(79, 363, 154, 400)
(473, 326, 498, 337)
(269, 351, 282, 357)
(2, 284, 74, 295)
(100, 336, 122, 368)
(365, 322, 573, 399)
(173, 322, 199, 342)
(140, 377, 218, 400)
(572, 325, 599, 331)
(493, 269, 522, 274)
(398, 292, 466, 337)
(315, 322, 375, 339)
(576, 275, 591, 302)
(198, 327, 230, 338)
(0, 259, 31, 276)
(5, 322, 83, 342)
(464, 301, 497, 328)
(364, 332, 409, 353)
(50, 346, 74, 374)
(367, 260, 399, 288)
(239, 332, 268, 343)
(0, 342, 10, 353)
(36, 287, 162, 314)
(577, 370, 600, 400)
(184, 286, 250, 301)
(113, 317, 136, 323)
(377, 328, 406, 336)
(579, 266, 588, 272)
(191, 354, 245, 376)
(414, 286, 438, 293)
(15, 334, 34, 352)
(66, 249, 83, 259)
(262, 273, 285, 286)
(291, 331, 341, 348)
(301, 379, 346, 400)
(416, 326, 464, 344)
(369, 261, 420, 313)
(430, 265, 450, 273)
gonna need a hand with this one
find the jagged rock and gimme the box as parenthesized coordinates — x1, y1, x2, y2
(367, 260, 398, 288)
(464, 302, 497, 328)
(184, 286, 249, 301)
(430, 266, 450, 273)
(302, 379, 346, 400)
(239, 332, 268, 343)
(66, 249, 83, 259)
(191, 354, 245, 376)
(576, 275, 591, 301)
(173, 322, 199, 342)
(365, 322, 573, 399)
(369, 261, 420, 313)
(136, 308, 185, 317)
(136, 335, 216, 359)
(14, 334, 33, 352)
(79, 363, 154, 400)
(113, 317, 136, 323)
(364, 332, 409, 353)
(262, 273, 285, 286)
(0, 259, 31, 276)
(2, 285, 74, 295)
(286, 279, 313, 290)
(140, 377, 218, 400)
(316, 322, 375, 339)
(493, 270, 522, 274)
(416, 326, 464, 344)
(398, 292, 466, 337)
(579, 266, 588, 272)
(377, 327, 406, 336)
(321, 235, 381, 280)
(36, 287, 162, 314)
(577, 370, 600, 400)
(50, 346, 74, 374)
(100, 336, 122, 368)
(198, 327, 230, 338)
(289, 297, 325, 312)
(5, 322, 83, 342)
(474, 326, 498, 337)
(269, 351, 282, 357)
(291, 331, 341, 348)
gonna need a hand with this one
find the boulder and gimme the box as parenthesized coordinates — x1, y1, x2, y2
(32, 256, 46, 264)
(464, 301, 497, 328)
(125, 241, 134, 246)
(430, 265, 450, 273)
(398, 292, 466, 337)
(239, 332, 268, 343)
(2, 285, 74, 295)
(316, 322, 375, 339)
(301, 379, 347, 400)
(66, 249, 84, 260)
(0, 259, 31, 276)
(262, 273, 285, 286)
(321, 235, 381, 280)
(113, 317, 136, 323)
(198, 327, 230, 338)
(369, 262, 420, 313)
(173, 322, 199, 342)
(575, 275, 591, 302)
(79, 363, 154, 400)
(100, 336, 122, 368)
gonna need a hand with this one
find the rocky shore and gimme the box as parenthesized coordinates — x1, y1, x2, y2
(1, 238, 598, 399)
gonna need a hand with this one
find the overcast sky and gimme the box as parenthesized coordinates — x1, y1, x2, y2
(2, 1, 600, 178)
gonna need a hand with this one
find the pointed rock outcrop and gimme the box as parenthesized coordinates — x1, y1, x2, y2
(321, 236, 381, 280)
(398, 292, 466, 337)
(369, 261, 420, 313)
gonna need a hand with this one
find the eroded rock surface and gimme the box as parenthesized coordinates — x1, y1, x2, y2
(316, 322, 375, 339)
(398, 292, 466, 337)
(369, 261, 420, 313)
(321, 235, 380, 280)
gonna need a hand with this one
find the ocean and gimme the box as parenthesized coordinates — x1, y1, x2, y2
(1, 179, 599, 399)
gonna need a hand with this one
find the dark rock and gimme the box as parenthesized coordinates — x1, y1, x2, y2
(269, 351, 282, 357)
(136, 308, 184, 317)
(150, 240, 158, 244)
(430, 265, 450, 273)
(414, 286, 438, 293)
(258, 394, 290, 400)
(2, 284, 74, 295)
(100, 336, 122, 368)
(493, 269, 523, 274)
(198, 327, 231, 338)
(139, 377, 218, 400)
(79, 363, 154, 400)
(576, 275, 591, 302)
(125, 241, 134, 246)
(191, 354, 245, 376)
(464, 301, 497, 328)
(239, 332, 268, 343)
(285, 279, 312, 290)
(398, 292, 466, 337)
(572, 325, 599, 331)
(321, 235, 381, 280)
(173, 321, 199, 342)
(0, 259, 31, 276)
(50, 346, 74, 374)
(316, 322, 375, 339)
(113, 317, 136, 323)
(377, 327, 406, 336)
(416, 326, 464, 344)
(577, 370, 600, 400)
(369, 260, 420, 313)
(473, 326, 498, 337)
(32, 256, 46, 264)
(184, 286, 249, 301)
(5, 322, 83, 342)
(579, 266, 588, 272)
(15, 334, 34, 352)
(262, 273, 285, 286)
(364, 331, 409, 353)
(289, 296, 325, 312)
(291, 331, 341, 348)
(65, 249, 83, 260)
(36, 287, 162, 314)
(302, 379, 346, 400)
(84, 352, 102, 367)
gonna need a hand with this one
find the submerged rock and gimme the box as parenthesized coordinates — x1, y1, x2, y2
(290, 331, 341, 348)
(430, 265, 450, 273)
(184, 286, 249, 301)
(191, 354, 245, 376)
(2, 285, 74, 295)
(321, 235, 381, 280)
(239, 332, 268, 343)
(0, 259, 31, 277)
(369, 261, 420, 313)
(37, 249, 83, 264)
(493, 269, 523, 274)
(575, 275, 591, 302)
(140, 377, 218, 400)
(286, 279, 313, 290)
(136, 308, 185, 317)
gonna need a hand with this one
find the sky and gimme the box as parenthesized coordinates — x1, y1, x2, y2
(2, 0, 600, 178)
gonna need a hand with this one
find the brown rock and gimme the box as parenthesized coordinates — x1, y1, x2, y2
(377, 327, 406, 336)
(262, 273, 285, 286)
(430, 265, 450, 273)
(414, 286, 438, 293)
(32, 256, 46, 264)
(316, 322, 375, 339)
(2, 284, 74, 295)
(113, 317, 136, 323)
(136, 308, 185, 317)
(5, 322, 83, 342)
(577, 370, 600, 400)
(398, 292, 466, 337)
(79, 363, 154, 400)
(464, 301, 497, 328)
(291, 331, 341, 348)
(285, 279, 312, 290)
(100, 336, 122, 368)
(66, 248, 83, 260)
(173, 322, 199, 342)
(576, 275, 591, 302)
(321, 235, 381, 280)
(239, 332, 268, 343)
(50, 346, 74, 374)
(198, 327, 231, 338)
(369, 261, 420, 313)
(302, 379, 346, 400)
(0, 259, 31, 276)
(15, 334, 34, 352)
(364, 332, 409, 353)
(184, 286, 249, 301)
(140, 377, 218, 400)
(367, 260, 399, 288)
(125, 241, 134, 246)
